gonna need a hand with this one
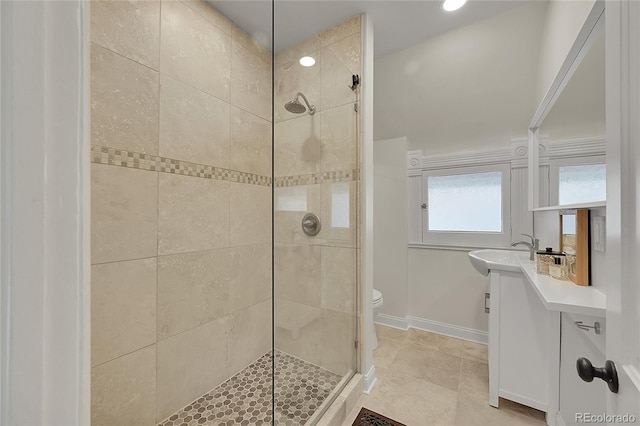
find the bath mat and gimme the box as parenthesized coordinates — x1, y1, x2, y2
(352, 407, 407, 426)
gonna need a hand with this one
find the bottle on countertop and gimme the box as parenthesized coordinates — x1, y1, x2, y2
(548, 255, 568, 280)
(536, 247, 564, 275)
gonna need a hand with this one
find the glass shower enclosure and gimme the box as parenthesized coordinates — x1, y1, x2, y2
(272, 3, 361, 423)
(88, 0, 361, 424)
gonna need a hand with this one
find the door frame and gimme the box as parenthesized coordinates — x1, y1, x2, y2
(0, 1, 91, 424)
(605, 0, 640, 418)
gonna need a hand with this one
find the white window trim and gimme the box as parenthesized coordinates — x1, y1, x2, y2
(420, 163, 511, 248)
(406, 137, 605, 251)
(549, 154, 606, 206)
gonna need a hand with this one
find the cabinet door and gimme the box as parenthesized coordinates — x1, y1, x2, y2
(497, 271, 549, 410)
(559, 312, 606, 425)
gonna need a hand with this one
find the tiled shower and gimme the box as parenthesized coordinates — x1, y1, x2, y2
(89, 1, 361, 425)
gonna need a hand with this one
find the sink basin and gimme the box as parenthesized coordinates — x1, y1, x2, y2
(468, 250, 527, 276)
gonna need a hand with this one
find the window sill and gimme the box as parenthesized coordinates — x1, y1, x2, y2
(408, 242, 520, 252)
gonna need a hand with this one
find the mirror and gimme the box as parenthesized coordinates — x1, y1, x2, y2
(529, 7, 606, 210)
(560, 209, 590, 286)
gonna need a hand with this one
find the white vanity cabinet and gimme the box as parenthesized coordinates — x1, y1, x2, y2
(488, 270, 552, 412)
(559, 312, 606, 426)
(471, 250, 608, 426)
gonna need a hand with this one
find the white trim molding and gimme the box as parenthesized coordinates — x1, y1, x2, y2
(407, 136, 607, 245)
(362, 365, 377, 394)
(375, 314, 488, 345)
(0, 2, 90, 424)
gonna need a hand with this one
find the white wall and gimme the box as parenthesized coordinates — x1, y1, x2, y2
(408, 249, 489, 332)
(535, 0, 597, 107)
(373, 138, 408, 318)
(374, 1, 547, 154)
(372, 2, 546, 336)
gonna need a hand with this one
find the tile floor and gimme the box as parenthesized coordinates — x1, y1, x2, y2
(158, 351, 343, 426)
(343, 325, 547, 426)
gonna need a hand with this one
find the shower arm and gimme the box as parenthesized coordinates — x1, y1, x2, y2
(295, 92, 316, 115)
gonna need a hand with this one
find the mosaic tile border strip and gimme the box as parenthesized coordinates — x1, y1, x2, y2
(91, 145, 272, 187)
(275, 169, 360, 187)
(158, 351, 343, 426)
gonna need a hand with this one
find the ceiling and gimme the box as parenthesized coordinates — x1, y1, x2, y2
(212, 0, 529, 57)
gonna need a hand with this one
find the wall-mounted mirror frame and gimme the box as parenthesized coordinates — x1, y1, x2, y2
(528, 1, 605, 211)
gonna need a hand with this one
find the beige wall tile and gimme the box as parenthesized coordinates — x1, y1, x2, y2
(231, 26, 271, 65)
(157, 249, 230, 340)
(275, 56, 320, 122)
(320, 309, 356, 375)
(324, 33, 361, 78)
(158, 174, 229, 255)
(230, 107, 272, 176)
(180, 0, 232, 34)
(91, 164, 158, 264)
(92, 258, 157, 366)
(91, 0, 160, 70)
(319, 181, 357, 248)
(228, 300, 271, 375)
(274, 298, 322, 366)
(318, 15, 361, 47)
(275, 35, 321, 67)
(320, 103, 357, 172)
(230, 41, 272, 121)
(274, 182, 357, 248)
(274, 244, 321, 307)
(91, 345, 156, 426)
(160, 1, 231, 100)
(274, 114, 321, 177)
(229, 183, 271, 246)
(320, 246, 356, 314)
(159, 75, 230, 167)
(320, 46, 356, 111)
(156, 318, 230, 421)
(274, 185, 322, 245)
(91, 44, 159, 154)
(228, 243, 272, 313)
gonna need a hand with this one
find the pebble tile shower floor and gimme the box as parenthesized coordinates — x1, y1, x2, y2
(158, 351, 343, 426)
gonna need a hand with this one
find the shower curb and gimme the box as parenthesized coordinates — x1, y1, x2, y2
(310, 373, 364, 426)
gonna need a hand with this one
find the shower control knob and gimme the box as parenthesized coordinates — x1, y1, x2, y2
(301, 213, 321, 236)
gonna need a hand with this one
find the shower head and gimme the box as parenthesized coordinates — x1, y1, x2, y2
(284, 92, 316, 115)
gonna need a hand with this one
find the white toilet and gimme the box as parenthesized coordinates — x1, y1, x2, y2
(372, 289, 384, 349)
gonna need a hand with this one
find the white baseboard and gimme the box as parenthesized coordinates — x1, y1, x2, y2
(555, 412, 566, 426)
(375, 314, 488, 345)
(374, 313, 409, 330)
(362, 365, 377, 394)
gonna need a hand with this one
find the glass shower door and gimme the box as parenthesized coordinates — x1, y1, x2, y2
(273, 7, 362, 424)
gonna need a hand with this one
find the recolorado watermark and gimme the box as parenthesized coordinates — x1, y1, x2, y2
(576, 413, 637, 423)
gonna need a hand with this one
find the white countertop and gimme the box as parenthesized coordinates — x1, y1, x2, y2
(518, 258, 606, 317)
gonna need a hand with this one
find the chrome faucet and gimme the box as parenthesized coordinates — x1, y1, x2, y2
(511, 233, 539, 261)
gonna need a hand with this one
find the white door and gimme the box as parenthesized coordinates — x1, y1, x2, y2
(600, 1, 640, 423)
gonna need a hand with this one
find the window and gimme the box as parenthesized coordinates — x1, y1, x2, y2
(549, 156, 606, 206)
(421, 164, 511, 247)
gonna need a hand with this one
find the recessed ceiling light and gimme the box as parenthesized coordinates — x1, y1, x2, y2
(299, 56, 316, 67)
(443, 0, 467, 12)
